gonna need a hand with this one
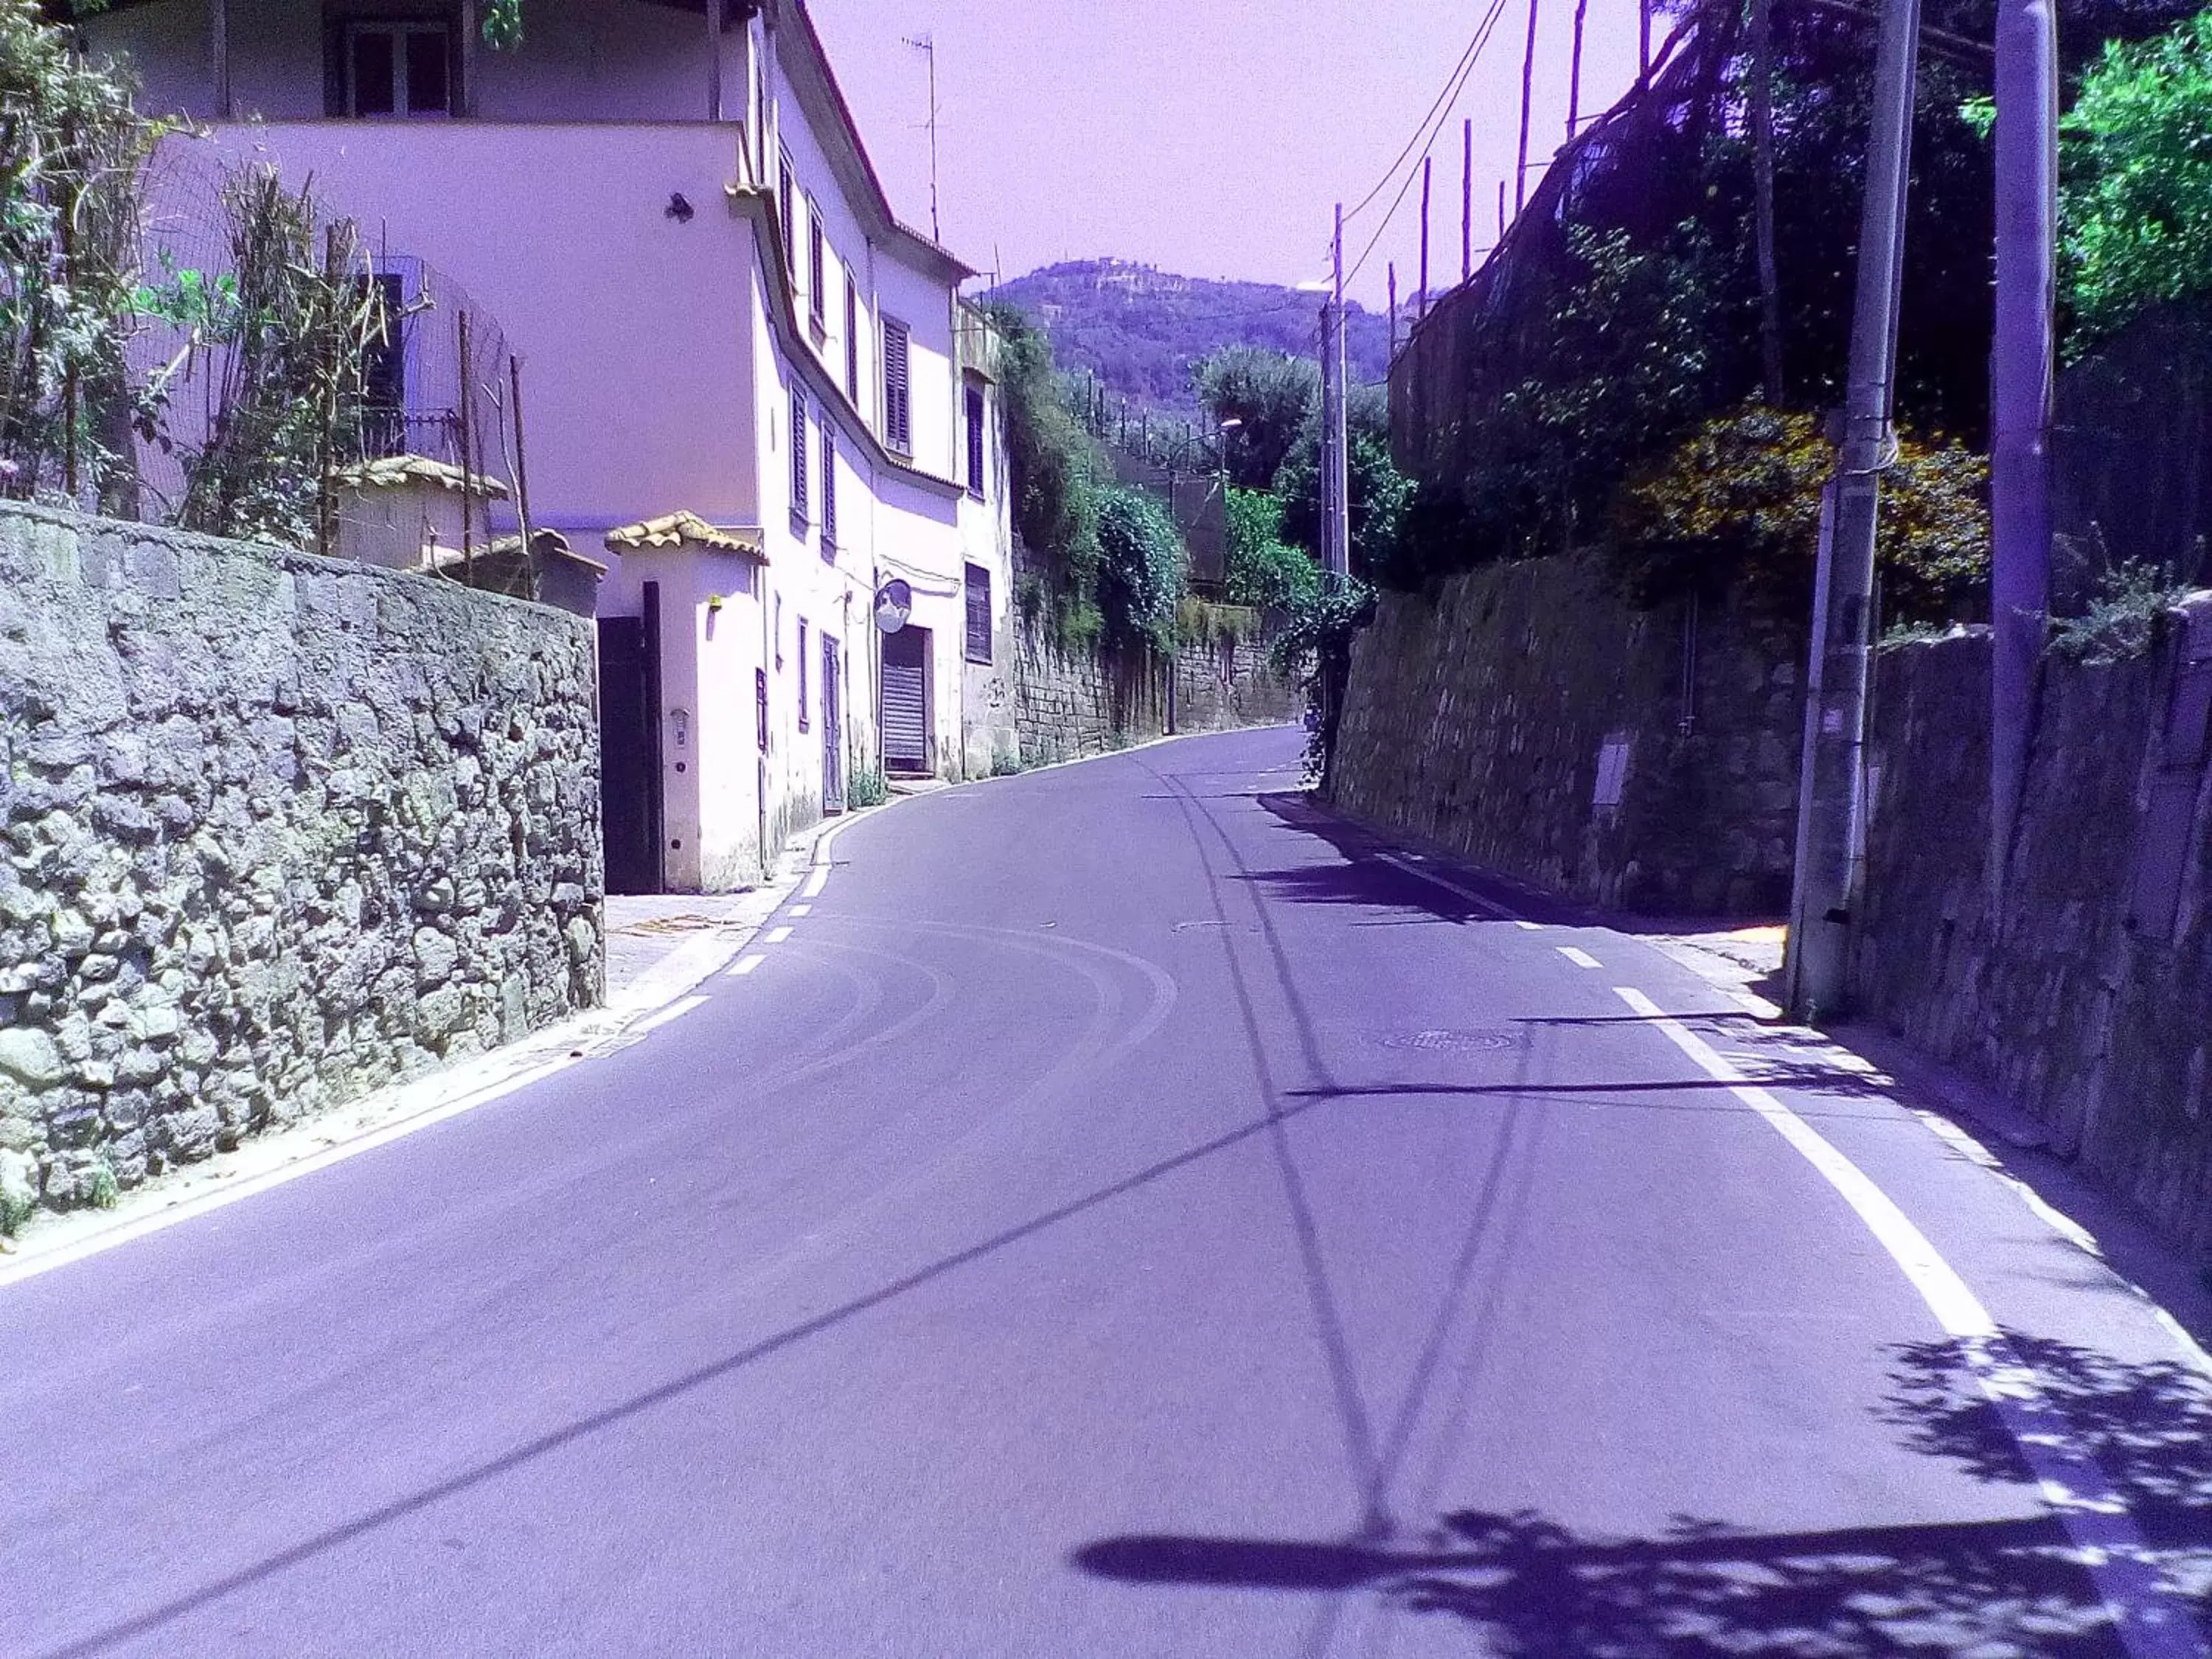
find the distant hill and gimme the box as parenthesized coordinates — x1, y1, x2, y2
(983, 260, 1392, 421)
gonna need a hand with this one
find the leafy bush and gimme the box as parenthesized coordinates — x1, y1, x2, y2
(1276, 386, 1415, 584)
(1608, 403, 1991, 625)
(2049, 558, 2195, 662)
(1093, 482, 1186, 650)
(845, 766, 888, 809)
(981, 301, 1105, 637)
(0, 1, 156, 506)
(1224, 485, 1320, 609)
(2057, 12, 2212, 344)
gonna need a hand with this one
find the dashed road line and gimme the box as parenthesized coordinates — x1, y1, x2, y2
(1615, 984, 2205, 1659)
(1557, 946, 1601, 969)
(726, 954, 766, 978)
(1374, 851, 1520, 921)
(800, 866, 829, 900)
(765, 925, 793, 945)
(789, 903, 813, 917)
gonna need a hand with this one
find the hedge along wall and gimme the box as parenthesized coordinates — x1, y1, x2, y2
(1854, 612, 2212, 1259)
(1329, 553, 1806, 917)
(0, 504, 603, 1222)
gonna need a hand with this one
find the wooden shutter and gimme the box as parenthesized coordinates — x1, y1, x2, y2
(964, 563, 991, 664)
(789, 384, 807, 524)
(883, 321, 911, 453)
(820, 408, 837, 551)
(880, 627, 928, 768)
(964, 386, 985, 498)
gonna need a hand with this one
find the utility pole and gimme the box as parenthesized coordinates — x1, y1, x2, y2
(1516, 0, 1543, 212)
(1640, 0, 1652, 80)
(1388, 262, 1399, 356)
(1316, 204, 1351, 583)
(1990, 0, 2059, 903)
(1784, 0, 1922, 1019)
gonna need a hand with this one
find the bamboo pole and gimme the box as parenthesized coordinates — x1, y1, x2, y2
(457, 307, 475, 585)
(509, 352, 538, 602)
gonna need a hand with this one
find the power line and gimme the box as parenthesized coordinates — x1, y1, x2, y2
(1343, 0, 1515, 291)
(1340, 10, 1497, 228)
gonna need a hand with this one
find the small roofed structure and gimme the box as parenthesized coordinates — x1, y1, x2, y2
(423, 529, 606, 619)
(329, 454, 509, 574)
(603, 512, 766, 561)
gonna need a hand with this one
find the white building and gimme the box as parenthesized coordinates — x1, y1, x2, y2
(82, 0, 1017, 893)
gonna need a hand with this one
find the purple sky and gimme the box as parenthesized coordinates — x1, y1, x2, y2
(809, 0, 1646, 307)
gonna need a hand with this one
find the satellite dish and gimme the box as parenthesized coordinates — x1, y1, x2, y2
(873, 577, 913, 633)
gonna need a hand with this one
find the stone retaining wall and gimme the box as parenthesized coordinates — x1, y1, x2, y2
(1330, 555, 1805, 916)
(1855, 616, 2212, 1259)
(1013, 622, 1294, 768)
(0, 504, 602, 1224)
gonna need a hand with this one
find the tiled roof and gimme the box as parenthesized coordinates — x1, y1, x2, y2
(331, 455, 509, 498)
(602, 512, 766, 560)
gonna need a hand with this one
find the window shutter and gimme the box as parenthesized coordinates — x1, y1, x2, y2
(964, 563, 992, 664)
(808, 208, 825, 323)
(964, 386, 985, 498)
(820, 408, 837, 552)
(789, 384, 808, 525)
(798, 619, 810, 731)
(883, 321, 911, 453)
(844, 275, 860, 400)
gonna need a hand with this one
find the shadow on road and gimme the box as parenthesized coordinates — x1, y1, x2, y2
(1071, 1332, 2212, 1656)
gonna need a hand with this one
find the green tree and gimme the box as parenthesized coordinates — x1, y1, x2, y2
(1276, 385, 1414, 583)
(1192, 345, 1318, 489)
(2056, 10, 2212, 343)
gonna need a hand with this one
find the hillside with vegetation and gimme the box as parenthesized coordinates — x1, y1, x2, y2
(984, 260, 1391, 419)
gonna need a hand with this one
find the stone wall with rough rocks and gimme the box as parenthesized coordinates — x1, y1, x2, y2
(0, 504, 602, 1227)
(1854, 612, 2212, 1260)
(1329, 554, 1805, 917)
(1013, 621, 1295, 768)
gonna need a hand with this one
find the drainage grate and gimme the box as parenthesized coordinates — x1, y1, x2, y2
(1377, 1028, 1523, 1054)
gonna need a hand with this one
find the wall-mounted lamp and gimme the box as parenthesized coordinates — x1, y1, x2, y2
(667, 192, 695, 223)
(706, 593, 725, 612)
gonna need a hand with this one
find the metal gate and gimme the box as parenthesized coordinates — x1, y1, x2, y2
(880, 625, 929, 773)
(597, 587, 664, 894)
(822, 634, 844, 813)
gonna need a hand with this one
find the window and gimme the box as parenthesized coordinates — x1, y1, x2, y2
(964, 563, 992, 664)
(789, 383, 808, 527)
(777, 150, 796, 275)
(882, 319, 911, 454)
(844, 272, 860, 401)
(964, 384, 987, 500)
(820, 408, 837, 554)
(807, 203, 826, 327)
(357, 272, 407, 456)
(342, 21, 453, 118)
(798, 618, 810, 731)
(756, 667, 770, 753)
(773, 593, 783, 668)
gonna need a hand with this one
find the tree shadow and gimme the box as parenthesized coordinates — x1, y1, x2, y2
(1072, 1335, 2212, 1656)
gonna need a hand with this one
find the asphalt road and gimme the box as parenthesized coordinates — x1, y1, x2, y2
(5, 726, 2211, 1658)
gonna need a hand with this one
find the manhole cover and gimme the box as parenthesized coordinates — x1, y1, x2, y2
(1377, 1028, 1523, 1054)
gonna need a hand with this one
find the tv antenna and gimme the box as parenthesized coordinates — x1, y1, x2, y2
(902, 32, 942, 245)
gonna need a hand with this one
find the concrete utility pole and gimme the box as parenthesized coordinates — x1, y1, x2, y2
(1989, 0, 2059, 903)
(1784, 0, 1921, 1020)
(1327, 204, 1352, 579)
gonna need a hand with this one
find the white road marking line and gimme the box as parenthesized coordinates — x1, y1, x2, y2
(789, 903, 813, 917)
(726, 954, 766, 977)
(800, 866, 829, 900)
(1558, 946, 1602, 969)
(765, 925, 793, 945)
(1374, 851, 1520, 920)
(627, 993, 708, 1036)
(1515, 919, 1543, 931)
(1615, 984, 2203, 1659)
